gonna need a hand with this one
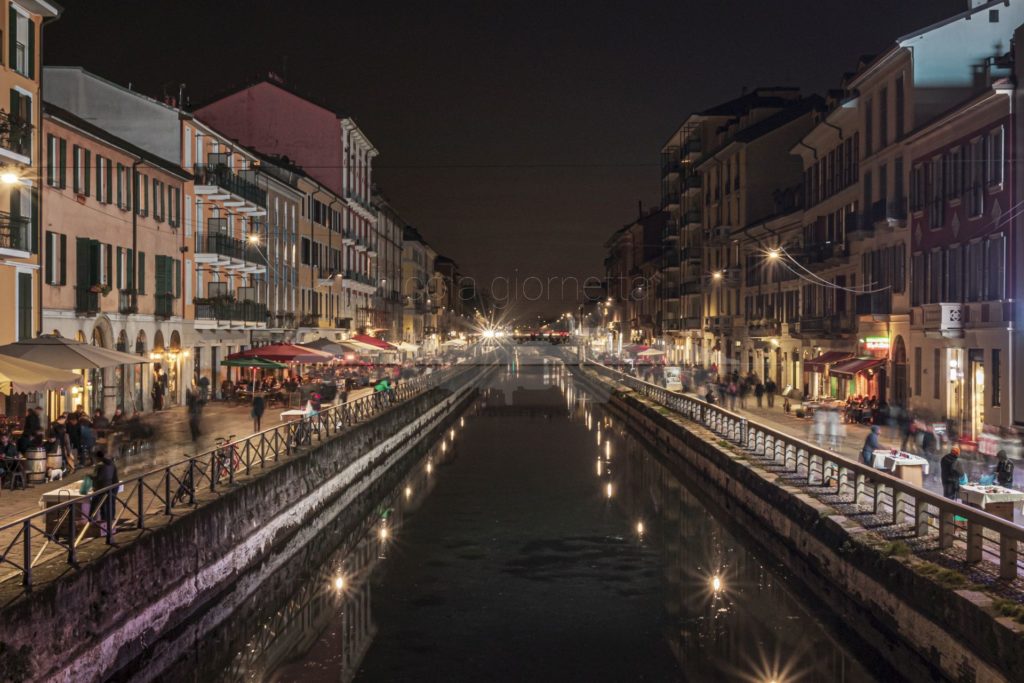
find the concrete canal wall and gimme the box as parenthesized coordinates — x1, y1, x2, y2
(0, 367, 488, 683)
(573, 366, 1023, 683)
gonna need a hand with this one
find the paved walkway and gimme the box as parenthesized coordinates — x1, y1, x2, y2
(0, 388, 375, 523)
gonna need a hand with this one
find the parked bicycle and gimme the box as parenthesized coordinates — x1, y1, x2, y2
(214, 435, 240, 484)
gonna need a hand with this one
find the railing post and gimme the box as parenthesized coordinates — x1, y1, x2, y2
(164, 468, 172, 515)
(1000, 535, 1018, 580)
(210, 455, 217, 492)
(67, 503, 78, 567)
(188, 460, 197, 504)
(22, 520, 31, 589)
(104, 492, 114, 545)
(939, 509, 955, 549)
(914, 498, 929, 537)
(965, 521, 983, 563)
(137, 481, 145, 529)
(739, 418, 747, 447)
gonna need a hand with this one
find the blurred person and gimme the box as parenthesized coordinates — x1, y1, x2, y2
(996, 450, 1015, 488)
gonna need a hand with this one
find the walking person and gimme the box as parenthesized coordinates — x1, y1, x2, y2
(826, 407, 845, 451)
(251, 392, 266, 432)
(186, 383, 203, 442)
(812, 408, 828, 448)
(940, 446, 965, 500)
(754, 380, 765, 408)
(861, 425, 881, 466)
(91, 450, 119, 537)
(765, 378, 776, 408)
(995, 450, 1015, 487)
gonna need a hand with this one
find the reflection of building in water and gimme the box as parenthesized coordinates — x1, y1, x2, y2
(608, 417, 867, 682)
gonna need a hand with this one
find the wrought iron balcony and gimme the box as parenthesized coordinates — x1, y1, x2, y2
(871, 197, 908, 228)
(856, 292, 893, 316)
(662, 190, 680, 208)
(0, 211, 29, 252)
(682, 174, 702, 192)
(746, 319, 781, 338)
(118, 290, 138, 315)
(915, 302, 964, 338)
(194, 299, 268, 327)
(193, 164, 267, 207)
(682, 209, 701, 226)
(0, 110, 32, 160)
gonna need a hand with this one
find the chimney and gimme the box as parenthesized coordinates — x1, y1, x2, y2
(637, 200, 643, 218)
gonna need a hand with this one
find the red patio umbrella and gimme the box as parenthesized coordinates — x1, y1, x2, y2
(226, 343, 335, 364)
(348, 333, 397, 351)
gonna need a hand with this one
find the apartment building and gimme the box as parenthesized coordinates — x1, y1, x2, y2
(402, 226, 435, 350)
(0, 0, 60, 353)
(371, 191, 405, 342)
(41, 102, 188, 414)
(195, 77, 382, 339)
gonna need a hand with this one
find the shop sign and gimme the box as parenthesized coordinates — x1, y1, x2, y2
(862, 336, 889, 351)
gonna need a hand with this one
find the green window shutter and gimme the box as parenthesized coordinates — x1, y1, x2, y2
(59, 234, 67, 285)
(58, 139, 67, 188)
(105, 160, 112, 204)
(95, 155, 102, 201)
(44, 230, 52, 283)
(116, 162, 122, 207)
(105, 243, 112, 285)
(26, 17, 33, 78)
(126, 248, 134, 289)
(75, 237, 90, 287)
(7, 9, 15, 68)
(84, 150, 91, 197)
(45, 134, 54, 185)
(72, 145, 79, 193)
(116, 246, 122, 288)
(139, 251, 146, 294)
(174, 258, 181, 297)
(8, 89, 17, 125)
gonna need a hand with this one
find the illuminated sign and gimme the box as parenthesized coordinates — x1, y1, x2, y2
(862, 336, 890, 350)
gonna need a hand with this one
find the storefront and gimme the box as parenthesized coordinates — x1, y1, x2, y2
(828, 357, 886, 400)
(801, 350, 853, 399)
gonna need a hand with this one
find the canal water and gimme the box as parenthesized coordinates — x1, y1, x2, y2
(191, 352, 881, 682)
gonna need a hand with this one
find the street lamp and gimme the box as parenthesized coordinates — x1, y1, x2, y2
(1, 171, 20, 185)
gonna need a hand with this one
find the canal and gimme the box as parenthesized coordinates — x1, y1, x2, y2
(163, 352, 883, 682)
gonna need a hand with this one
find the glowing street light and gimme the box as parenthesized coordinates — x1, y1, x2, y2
(0, 171, 20, 185)
(711, 574, 722, 593)
(333, 575, 346, 591)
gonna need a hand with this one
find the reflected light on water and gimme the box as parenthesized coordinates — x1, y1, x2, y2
(450, 428, 455, 440)
(441, 441, 447, 453)
(605, 482, 613, 499)
(404, 486, 412, 499)
(596, 459, 602, 476)
(605, 441, 611, 458)
(596, 430, 601, 445)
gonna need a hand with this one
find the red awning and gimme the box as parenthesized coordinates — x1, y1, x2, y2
(802, 351, 854, 373)
(226, 343, 335, 364)
(349, 333, 397, 351)
(829, 357, 886, 377)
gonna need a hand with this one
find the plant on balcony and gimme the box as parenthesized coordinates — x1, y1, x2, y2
(89, 283, 112, 296)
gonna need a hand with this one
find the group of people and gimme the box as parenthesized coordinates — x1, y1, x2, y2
(701, 370, 779, 411)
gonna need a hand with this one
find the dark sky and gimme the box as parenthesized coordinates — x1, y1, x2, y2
(46, 0, 964, 318)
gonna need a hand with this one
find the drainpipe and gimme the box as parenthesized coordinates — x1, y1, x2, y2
(36, 13, 61, 337)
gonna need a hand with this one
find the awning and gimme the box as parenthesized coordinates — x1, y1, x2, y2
(349, 333, 397, 351)
(802, 351, 854, 373)
(829, 357, 886, 377)
(226, 343, 335, 364)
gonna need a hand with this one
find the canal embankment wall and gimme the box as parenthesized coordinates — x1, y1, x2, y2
(1, 365, 489, 683)
(572, 365, 1022, 683)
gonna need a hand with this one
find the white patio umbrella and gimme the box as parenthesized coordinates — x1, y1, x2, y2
(0, 355, 81, 394)
(0, 334, 146, 369)
(637, 348, 666, 357)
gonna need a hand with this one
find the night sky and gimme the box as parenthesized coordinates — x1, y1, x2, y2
(46, 0, 964, 318)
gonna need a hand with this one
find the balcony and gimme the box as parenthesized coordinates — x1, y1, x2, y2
(682, 138, 702, 157)
(747, 319, 781, 338)
(805, 241, 848, 265)
(845, 211, 873, 241)
(706, 225, 732, 244)
(75, 287, 100, 316)
(193, 164, 267, 211)
(661, 250, 680, 271)
(344, 189, 377, 221)
(0, 110, 31, 164)
(662, 190, 680, 208)
(916, 303, 964, 338)
(193, 298, 268, 330)
(871, 197, 908, 230)
(194, 231, 267, 274)
(268, 312, 296, 329)
(662, 220, 680, 241)
(794, 313, 856, 339)
(682, 209, 701, 226)
(0, 211, 30, 255)
(343, 270, 377, 294)
(682, 174, 702, 194)
(663, 316, 702, 332)
(118, 290, 138, 315)
(705, 315, 736, 336)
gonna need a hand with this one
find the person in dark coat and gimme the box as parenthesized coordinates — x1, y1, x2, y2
(764, 378, 776, 408)
(995, 450, 1015, 488)
(91, 450, 119, 534)
(23, 407, 41, 436)
(940, 446, 965, 500)
(861, 425, 881, 466)
(186, 385, 203, 442)
(251, 392, 266, 432)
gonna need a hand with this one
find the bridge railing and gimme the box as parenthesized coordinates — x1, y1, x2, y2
(584, 359, 1023, 579)
(0, 359, 485, 592)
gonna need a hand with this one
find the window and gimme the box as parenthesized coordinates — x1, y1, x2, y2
(116, 163, 124, 209)
(927, 156, 942, 228)
(16, 272, 30, 341)
(895, 74, 905, 140)
(933, 348, 941, 399)
(44, 231, 65, 285)
(987, 234, 1006, 300)
(992, 349, 1001, 406)
(947, 245, 962, 303)
(300, 236, 311, 265)
(910, 163, 924, 211)
(95, 156, 107, 203)
(928, 249, 942, 304)
(914, 347, 922, 396)
(945, 146, 962, 201)
(45, 134, 55, 185)
(910, 252, 924, 307)
(864, 97, 873, 156)
(967, 138, 983, 217)
(987, 126, 1004, 187)
(9, 8, 33, 78)
(58, 139, 66, 188)
(72, 145, 82, 193)
(879, 86, 888, 149)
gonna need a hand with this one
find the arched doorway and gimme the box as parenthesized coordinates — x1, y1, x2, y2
(152, 331, 167, 410)
(115, 330, 129, 412)
(892, 336, 908, 410)
(88, 327, 107, 415)
(167, 331, 182, 406)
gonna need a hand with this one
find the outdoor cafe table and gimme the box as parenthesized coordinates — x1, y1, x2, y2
(958, 483, 1024, 522)
(872, 449, 930, 487)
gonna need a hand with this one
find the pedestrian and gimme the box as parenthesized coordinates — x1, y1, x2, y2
(765, 378, 776, 408)
(23, 406, 41, 436)
(826, 407, 845, 451)
(727, 381, 738, 411)
(198, 375, 210, 403)
(251, 392, 266, 432)
(151, 376, 165, 411)
(186, 384, 203, 442)
(995, 450, 1015, 487)
(861, 425, 881, 466)
(812, 408, 828, 448)
(940, 446, 965, 500)
(91, 449, 119, 536)
(78, 417, 97, 466)
(754, 380, 765, 408)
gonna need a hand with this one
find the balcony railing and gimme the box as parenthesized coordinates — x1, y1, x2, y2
(193, 164, 267, 207)
(917, 303, 964, 337)
(75, 287, 99, 316)
(118, 290, 138, 315)
(662, 190, 680, 207)
(705, 315, 735, 335)
(155, 293, 175, 319)
(298, 313, 321, 327)
(194, 299, 267, 325)
(805, 241, 848, 265)
(195, 233, 267, 266)
(795, 313, 856, 337)
(0, 110, 32, 159)
(856, 292, 893, 316)
(344, 270, 376, 287)
(662, 220, 680, 240)
(682, 139, 702, 156)
(871, 197, 908, 226)
(682, 209, 701, 226)
(0, 211, 29, 251)
(746, 319, 781, 337)
(682, 174, 702, 192)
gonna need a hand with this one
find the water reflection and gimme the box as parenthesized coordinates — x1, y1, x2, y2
(204, 358, 876, 682)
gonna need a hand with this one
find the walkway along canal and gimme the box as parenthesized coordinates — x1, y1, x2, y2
(158, 354, 884, 682)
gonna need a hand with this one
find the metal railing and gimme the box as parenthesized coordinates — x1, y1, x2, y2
(0, 109, 32, 158)
(74, 287, 100, 315)
(584, 359, 1023, 579)
(195, 300, 268, 324)
(0, 210, 29, 251)
(193, 164, 267, 207)
(0, 360, 485, 592)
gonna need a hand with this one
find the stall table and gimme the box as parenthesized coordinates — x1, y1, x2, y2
(958, 484, 1024, 522)
(871, 449, 930, 487)
(39, 484, 96, 537)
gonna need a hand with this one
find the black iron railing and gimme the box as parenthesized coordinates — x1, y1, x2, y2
(194, 164, 267, 206)
(0, 210, 29, 251)
(75, 287, 99, 315)
(0, 110, 32, 158)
